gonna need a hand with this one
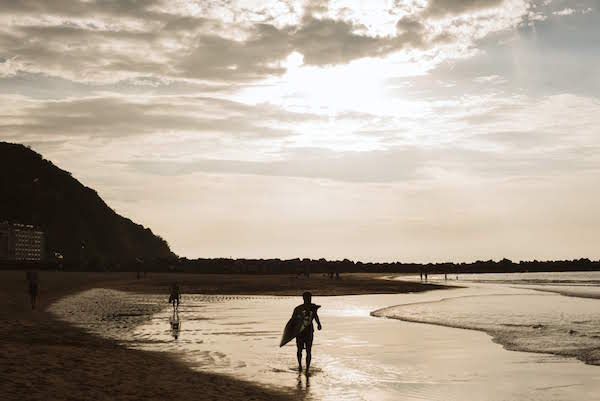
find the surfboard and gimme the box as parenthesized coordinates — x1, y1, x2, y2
(279, 304, 321, 347)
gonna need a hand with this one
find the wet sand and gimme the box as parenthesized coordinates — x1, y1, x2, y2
(111, 272, 446, 296)
(0, 271, 441, 401)
(52, 287, 600, 401)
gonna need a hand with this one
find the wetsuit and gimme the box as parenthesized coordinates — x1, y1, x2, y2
(293, 303, 319, 350)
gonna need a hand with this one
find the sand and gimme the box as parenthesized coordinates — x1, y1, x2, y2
(0, 271, 443, 401)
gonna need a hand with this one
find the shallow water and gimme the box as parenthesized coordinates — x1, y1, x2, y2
(50, 273, 600, 400)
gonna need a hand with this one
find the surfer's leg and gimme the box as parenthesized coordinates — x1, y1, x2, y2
(296, 337, 303, 371)
(305, 332, 313, 375)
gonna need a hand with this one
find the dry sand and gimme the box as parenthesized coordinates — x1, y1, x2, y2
(0, 271, 444, 400)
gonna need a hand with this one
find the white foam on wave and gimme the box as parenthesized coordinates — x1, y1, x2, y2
(373, 289, 600, 365)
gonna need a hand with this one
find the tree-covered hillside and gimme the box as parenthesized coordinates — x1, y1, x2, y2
(0, 142, 175, 266)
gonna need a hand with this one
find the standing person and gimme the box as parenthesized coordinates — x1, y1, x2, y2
(26, 271, 39, 310)
(292, 291, 322, 375)
(169, 282, 181, 310)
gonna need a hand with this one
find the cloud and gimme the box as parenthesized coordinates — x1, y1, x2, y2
(424, 0, 506, 17)
(290, 16, 398, 65)
(125, 146, 429, 182)
(0, 0, 162, 19)
(0, 94, 322, 141)
(0, 0, 534, 85)
(123, 107, 600, 182)
(553, 8, 575, 16)
(177, 24, 291, 81)
(408, 6, 600, 99)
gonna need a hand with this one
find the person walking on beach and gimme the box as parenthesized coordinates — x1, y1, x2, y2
(26, 271, 39, 310)
(292, 291, 322, 375)
(169, 282, 180, 310)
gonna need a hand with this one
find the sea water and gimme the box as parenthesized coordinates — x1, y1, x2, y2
(50, 272, 600, 401)
(377, 272, 600, 364)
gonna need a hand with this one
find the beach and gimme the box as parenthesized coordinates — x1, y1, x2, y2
(5, 270, 600, 400)
(0, 271, 441, 401)
(51, 281, 600, 400)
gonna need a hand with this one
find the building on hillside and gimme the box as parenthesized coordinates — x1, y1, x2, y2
(0, 222, 45, 261)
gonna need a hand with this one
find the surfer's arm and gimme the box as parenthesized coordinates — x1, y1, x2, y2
(314, 310, 322, 330)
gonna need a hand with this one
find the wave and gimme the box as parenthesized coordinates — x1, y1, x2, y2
(372, 292, 600, 366)
(524, 286, 600, 300)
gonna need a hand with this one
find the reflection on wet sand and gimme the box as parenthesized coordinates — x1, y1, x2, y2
(170, 309, 181, 340)
(51, 282, 600, 401)
(295, 371, 310, 400)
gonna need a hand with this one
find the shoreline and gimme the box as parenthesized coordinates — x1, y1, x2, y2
(57, 284, 600, 401)
(108, 272, 450, 296)
(0, 271, 447, 401)
(372, 284, 600, 367)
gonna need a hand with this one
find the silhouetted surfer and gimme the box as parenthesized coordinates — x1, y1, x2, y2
(292, 291, 322, 375)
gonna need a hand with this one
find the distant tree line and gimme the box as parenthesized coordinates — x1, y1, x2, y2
(168, 257, 600, 275)
(2, 254, 599, 275)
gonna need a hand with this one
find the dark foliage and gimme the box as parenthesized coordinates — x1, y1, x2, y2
(0, 142, 175, 266)
(172, 257, 599, 275)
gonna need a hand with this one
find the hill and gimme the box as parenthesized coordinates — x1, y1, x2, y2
(0, 142, 175, 267)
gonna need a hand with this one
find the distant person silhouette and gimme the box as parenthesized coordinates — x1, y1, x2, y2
(292, 291, 322, 375)
(26, 271, 38, 310)
(169, 282, 180, 310)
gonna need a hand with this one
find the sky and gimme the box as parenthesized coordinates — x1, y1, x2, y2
(1, 0, 599, 262)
